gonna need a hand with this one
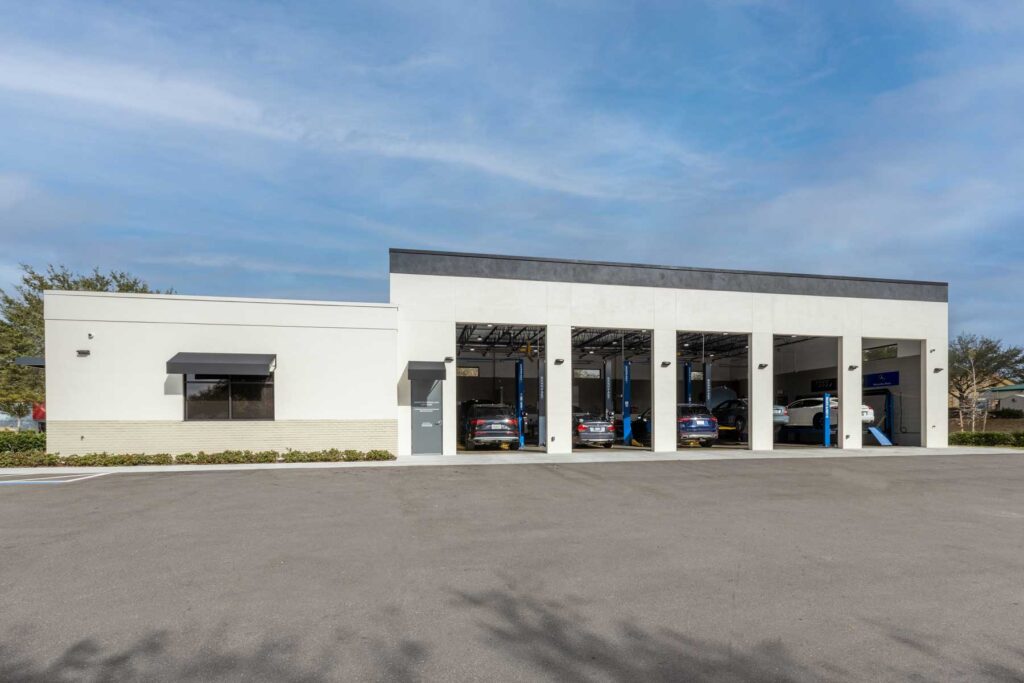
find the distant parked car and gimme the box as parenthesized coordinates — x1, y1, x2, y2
(712, 399, 789, 441)
(573, 413, 615, 448)
(676, 403, 718, 447)
(461, 403, 520, 450)
(786, 397, 874, 428)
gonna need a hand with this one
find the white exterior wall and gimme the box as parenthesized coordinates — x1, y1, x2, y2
(45, 291, 398, 455)
(41, 266, 948, 457)
(391, 273, 948, 455)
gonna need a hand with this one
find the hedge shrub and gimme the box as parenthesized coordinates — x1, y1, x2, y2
(949, 431, 1024, 447)
(0, 448, 397, 467)
(175, 450, 279, 465)
(0, 452, 63, 467)
(989, 408, 1024, 420)
(0, 431, 46, 453)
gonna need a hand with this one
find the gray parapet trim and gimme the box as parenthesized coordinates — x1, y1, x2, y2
(389, 249, 948, 303)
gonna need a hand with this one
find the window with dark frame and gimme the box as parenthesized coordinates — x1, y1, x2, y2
(184, 373, 274, 421)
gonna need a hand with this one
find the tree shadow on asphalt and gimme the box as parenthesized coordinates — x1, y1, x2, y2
(0, 629, 429, 683)
(452, 588, 1024, 683)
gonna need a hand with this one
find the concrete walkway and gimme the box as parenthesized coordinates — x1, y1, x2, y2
(0, 446, 1017, 476)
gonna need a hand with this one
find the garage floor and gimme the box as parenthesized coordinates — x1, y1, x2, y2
(2, 453, 1022, 681)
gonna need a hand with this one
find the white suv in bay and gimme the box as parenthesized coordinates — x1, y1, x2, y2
(786, 397, 874, 428)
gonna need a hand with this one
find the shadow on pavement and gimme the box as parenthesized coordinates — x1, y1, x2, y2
(452, 587, 1024, 682)
(0, 629, 429, 683)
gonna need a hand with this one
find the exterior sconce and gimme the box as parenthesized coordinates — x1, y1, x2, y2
(554, 358, 565, 365)
(661, 361, 672, 368)
(758, 363, 768, 369)
(444, 356, 454, 363)
(848, 364, 859, 371)
(76, 350, 90, 357)
(934, 367, 944, 373)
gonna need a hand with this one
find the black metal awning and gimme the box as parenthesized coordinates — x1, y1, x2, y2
(408, 361, 447, 381)
(166, 352, 276, 376)
(14, 356, 45, 368)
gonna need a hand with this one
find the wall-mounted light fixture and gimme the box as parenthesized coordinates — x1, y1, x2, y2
(933, 367, 944, 373)
(758, 363, 768, 369)
(660, 361, 672, 368)
(444, 356, 454, 363)
(848, 364, 859, 371)
(76, 350, 90, 357)
(554, 358, 565, 365)
(87, 333, 94, 339)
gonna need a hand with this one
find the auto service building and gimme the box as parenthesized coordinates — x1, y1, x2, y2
(44, 249, 949, 456)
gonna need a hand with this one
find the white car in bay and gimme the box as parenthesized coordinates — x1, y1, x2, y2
(786, 397, 874, 428)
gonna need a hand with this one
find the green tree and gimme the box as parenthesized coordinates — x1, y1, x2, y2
(0, 265, 170, 426)
(949, 333, 1024, 432)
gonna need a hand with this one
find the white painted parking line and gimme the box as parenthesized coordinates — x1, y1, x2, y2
(0, 472, 112, 485)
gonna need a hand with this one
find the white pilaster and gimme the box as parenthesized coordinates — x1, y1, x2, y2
(838, 334, 863, 449)
(652, 327, 678, 452)
(546, 324, 573, 454)
(749, 331, 774, 451)
(922, 338, 948, 447)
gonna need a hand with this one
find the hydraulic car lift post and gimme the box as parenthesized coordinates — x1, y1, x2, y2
(515, 359, 525, 448)
(704, 361, 712, 407)
(604, 359, 614, 419)
(622, 360, 633, 445)
(538, 360, 546, 447)
(823, 392, 832, 448)
(683, 362, 692, 403)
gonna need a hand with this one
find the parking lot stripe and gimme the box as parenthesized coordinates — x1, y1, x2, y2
(0, 472, 111, 485)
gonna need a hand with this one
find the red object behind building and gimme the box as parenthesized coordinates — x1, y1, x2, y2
(32, 402, 46, 421)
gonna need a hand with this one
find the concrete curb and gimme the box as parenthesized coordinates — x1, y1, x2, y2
(0, 447, 1018, 476)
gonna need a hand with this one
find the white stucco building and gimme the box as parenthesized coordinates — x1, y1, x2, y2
(44, 249, 949, 455)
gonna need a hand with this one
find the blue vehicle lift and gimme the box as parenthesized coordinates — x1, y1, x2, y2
(863, 388, 895, 446)
(683, 362, 692, 403)
(622, 360, 632, 445)
(515, 359, 525, 448)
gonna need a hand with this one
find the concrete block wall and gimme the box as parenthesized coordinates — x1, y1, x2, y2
(47, 420, 398, 456)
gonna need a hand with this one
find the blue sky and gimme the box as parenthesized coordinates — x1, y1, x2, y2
(0, 0, 1021, 343)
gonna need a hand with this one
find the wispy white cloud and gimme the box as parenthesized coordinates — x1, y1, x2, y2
(0, 45, 719, 201)
(901, 0, 1024, 32)
(135, 254, 385, 280)
(0, 173, 33, 210)
(0, 49, 294, 139)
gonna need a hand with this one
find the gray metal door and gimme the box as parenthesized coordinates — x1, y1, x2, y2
(411, 379, 443, 454)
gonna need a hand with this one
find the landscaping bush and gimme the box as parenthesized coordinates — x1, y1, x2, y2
(0, 431, 46, 453)
(67, 453, 175, 466)
(989, 408, 1024, 420)
(175, 450, 279, 465)
(0, 448, 396, 467)
(0, 451, 63, 467)
(364, 450, 396, 461)
(949, 431, 1024, 447)
(281, 449, 396, 463)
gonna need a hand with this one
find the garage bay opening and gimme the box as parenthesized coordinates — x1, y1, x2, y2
(455, 323, 546, 452)
(570, 328, 652, 452)
(677, 331, 751, 449)
(773, 335, 840, 448)
(861, 338, 925, 446)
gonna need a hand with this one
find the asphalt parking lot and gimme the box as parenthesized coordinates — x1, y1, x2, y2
(1, 453, 1023, 682)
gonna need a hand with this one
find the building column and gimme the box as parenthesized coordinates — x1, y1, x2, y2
(922, 338, 948, 447)
(838, 334, 863, 450)
(651, 327, 677, 452)
(748, 331, 774, 451)
(545, 324, 573, 454)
